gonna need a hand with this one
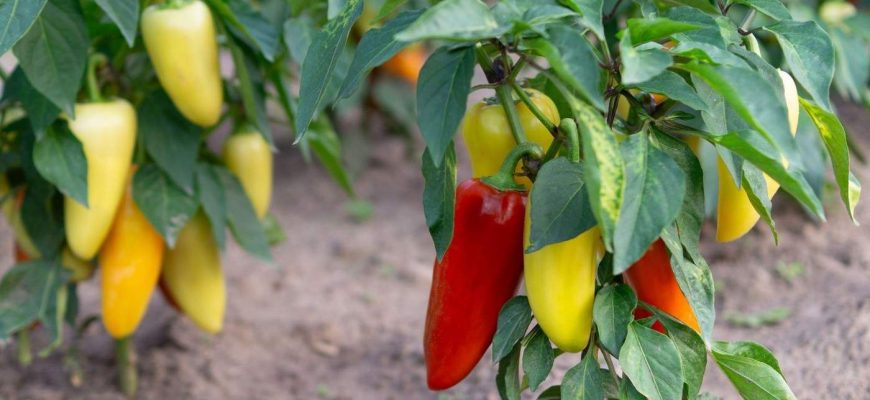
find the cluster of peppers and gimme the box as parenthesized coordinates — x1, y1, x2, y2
(423, 64, 800, 389)
(4, 0, 274, 346)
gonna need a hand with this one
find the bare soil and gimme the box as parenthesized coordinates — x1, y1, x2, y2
(0, 101, 868, 400)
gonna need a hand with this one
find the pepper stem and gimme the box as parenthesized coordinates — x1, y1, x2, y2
(481, 143, 544, 191)
(17, 330, 32, 366)
(115, 337, 137, 398)
(512, 83, 557, 134)
(561, 118, 581, 163)
(86, 53, 108, 103)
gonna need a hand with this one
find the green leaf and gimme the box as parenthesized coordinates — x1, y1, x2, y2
(94, 0, 139, 46)
(619, 378, 646, 400)
(39, 280, 68, 355)
(526, 158, 596, 253)
(765, 21, 834, 111)
(132, 164, 199, 247)
(421, 144, 456, 262)
(374, 0, 407, 22)
(830, 28, 869, 102)
(395, 0, 501, 42)
(712, 341, 783, 375)
(522, 25, 605, 110)
(294, 0, 363, 141)
(415, 45, 475, 166)
(570, 98, 623, 251)
(613, 134, 685, 273)
(496, 343, 522, 400)
(648, 306, 708, 399)
(537, 385, 561, 400)
(593, 284, 637, 357)
(559, 0, 604, 39)
(225, 0, 280, 61)
(12, 0, 88, 117)
(227, 37, 274, 146)
(19, 182, 64, 258)
(620, 35, 672, 85)
(620, 322, 683, 400)
(659, 228, 716, 343)
(492, 296, 532, 362)
(649, 130, 704, 254)
(561, 351, 604, 399)
(283, 16, 315, 65)
(0, 0, 47, 55)
(741, 163, 778, 243)
(0, 260, 67, 339)
(1, 67, 59, 133)
(217, 168, 273, 262)
(626, 18, 701, 45)
(33, 124, 88, 207)
(799, 98, 859, 223)
(711, 341, 796, 400)
(629, 71, 707, 111)
(677, 63, 791, 153)
(522, 328, 555, 391)
(339, 9, 424, 98)
(305, 118, 355, 197)
(658, 0, 718, 14)
(730, 0, 790, 21)
(195, 163, 227, 250)
(138, 90, 200, 192)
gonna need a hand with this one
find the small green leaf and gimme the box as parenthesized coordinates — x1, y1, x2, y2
(195, 163, 227, 250)
(496, 343, 522, 400)
(20, 174, 65, 258)
(626, 18, 701, 44)
(527, 158, 596, 253)
(620, 322, 683, 400)
(593, 284, 637, 356)
(712, 341, 784, 374)
(374, 0, 407, 22)
(0, 260, 67, 339)
(283, 16, 315, 65)
(33, 124, 88, 207)
(711, 341, 796, 400)
(559, 0, 604, 39)
(132, 164, 199, 247)
(1, 67, 60, 133)
(765, 21, 835, 111)
(492, 296, 532, 363)
(0, 0, 47, 55)
(225, 0, 281, 61)
(395, 0, 501, 42)
(630, 71, 707, 111)
(294, 0, 363, 141)
(620, 35, 672, 85)
(415, 45, 475, 166)
(421, 144, 456, 262)
(138, 90, 201, 192)
(217, 168, 273, 262)
(305, 118, 355, 196)
(799, 98, 859, 223)
(659, 228, 716, 343)
(648, 306, 708, 399)
(741, 163, 778, 243)
(561, 351, 605, 399)
(227, 37, 274, 146)
(537, 385, 561, 400)
(730, 0, 790, 21)
(12, 0, 88, 117)
(94, 0, 139, 46)
(522, 328, 554, 391)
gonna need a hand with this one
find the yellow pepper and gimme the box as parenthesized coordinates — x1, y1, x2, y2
(64, 100, 136, 260)
(223, 128, 273, 219)
(160, 212, 225, 334)
(461, 89, 558, 188)
(99, 171, 165, 338)
(141, 0, 223, 127)
(716, 70, 799, 242)
(523, 202, 602, 352)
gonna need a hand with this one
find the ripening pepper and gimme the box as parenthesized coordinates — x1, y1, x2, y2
(461, 89, 558, 188)
(424, 179, 526, 390)
(223, 128, 273, 219)
(141, 0, 223, 127)
(99, 171, 164, 338)
(160, 212, 225, 334)
(381, 45, 426, 85)
(716, 70, 799, 242)
(524, 219, 601, 352)
(623, 240, 700, 333)
(64, 100, 136, 260)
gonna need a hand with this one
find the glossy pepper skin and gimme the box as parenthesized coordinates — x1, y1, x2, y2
(623, 240, 700, 333)
(524, 212, 601, 353)
(381, 45, 426, 85)
(716, 70, 799, 242)
(99, 172, 165, 338)
(223, 129, 273, 219)
(161, 212, 225, 334)
(64, 100, 136, 260)
(141, 0, 222, 127)
(424, 179, 526, 390)
(461, 89, 558, 188)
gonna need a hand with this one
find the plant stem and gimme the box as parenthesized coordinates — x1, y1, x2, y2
(115, 337, 137, 398)
(474, 43, 499, 84)
(496, 84, 529, 145)
(86, 53, 108, 103)
(561, 118, 581, 163)
(602, 348, 621, 389)
(738, 9, 757, 35)
(481, 142, 543, 191)
(17, 330, 32, 366)
(511, 82, 556, 134)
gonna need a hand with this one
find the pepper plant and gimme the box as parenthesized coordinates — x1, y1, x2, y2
(292, 0, 862, 398)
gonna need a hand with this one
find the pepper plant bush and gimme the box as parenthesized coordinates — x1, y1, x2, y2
(291, 0, 862, 399)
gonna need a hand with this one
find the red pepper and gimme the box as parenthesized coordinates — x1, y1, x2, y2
(623, 240, 700, 333)
(424, 179, 526, 390)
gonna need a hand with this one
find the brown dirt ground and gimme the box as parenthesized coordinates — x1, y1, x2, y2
(0, 101, 868, 400)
